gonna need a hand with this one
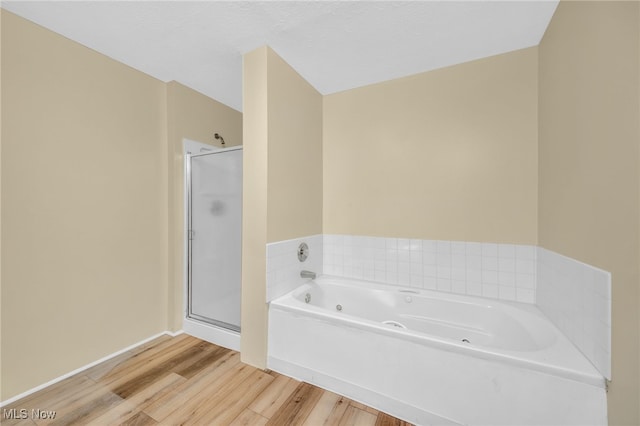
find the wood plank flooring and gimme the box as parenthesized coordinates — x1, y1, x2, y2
(2, 334, 413, 426)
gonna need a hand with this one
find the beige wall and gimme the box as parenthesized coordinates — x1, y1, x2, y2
(1, 10, 168, 400)
(166, 81, 242, 331)
(241, 46, 322, 368)
(266, 50, 323, 242)
(323, 47, 539, 244)
(538, 2, 640, 424)
(0, 7, 4, 401)
(0, 11, 244, 400)
(241, 47, 269, 368)
(4, 4, 639, 421)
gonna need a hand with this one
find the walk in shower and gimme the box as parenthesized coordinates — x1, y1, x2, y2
(183, 139, 242, 350)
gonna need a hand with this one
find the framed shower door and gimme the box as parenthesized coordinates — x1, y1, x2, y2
(187, 147, 242, 332)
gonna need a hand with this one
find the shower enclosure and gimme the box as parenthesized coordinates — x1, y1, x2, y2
(183, 139, 242, 349)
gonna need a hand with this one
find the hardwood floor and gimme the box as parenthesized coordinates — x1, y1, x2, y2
(2, 334, 413, 426)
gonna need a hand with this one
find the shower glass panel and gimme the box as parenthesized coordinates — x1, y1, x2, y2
(188, 148, 242, 332)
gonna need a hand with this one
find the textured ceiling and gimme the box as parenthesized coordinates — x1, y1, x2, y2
(2, 1, 558, 112)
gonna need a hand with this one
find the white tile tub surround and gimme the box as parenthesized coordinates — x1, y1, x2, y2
(323, 235, 537, 304)
(266, 234, 323, 302)
(267, 234, 611, 380)
(537, 247, 612, 380)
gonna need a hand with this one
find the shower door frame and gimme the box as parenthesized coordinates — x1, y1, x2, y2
(182, 139, 242, 350)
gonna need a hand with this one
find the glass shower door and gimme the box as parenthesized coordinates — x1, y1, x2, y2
(188, 148, 242, 332)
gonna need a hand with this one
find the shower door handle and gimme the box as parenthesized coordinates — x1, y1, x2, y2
(188, 230, 195, 240)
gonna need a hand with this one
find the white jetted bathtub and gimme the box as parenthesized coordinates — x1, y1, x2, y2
(267, 276, 607, 425)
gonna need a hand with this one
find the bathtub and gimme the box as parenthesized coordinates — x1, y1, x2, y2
(267, 276, 607, 425)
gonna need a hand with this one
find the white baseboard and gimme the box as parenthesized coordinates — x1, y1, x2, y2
(166, 329, 184, 337)
(0, 330, 183, 407)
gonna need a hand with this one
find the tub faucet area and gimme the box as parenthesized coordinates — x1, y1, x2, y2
(300, 270, 316, 279)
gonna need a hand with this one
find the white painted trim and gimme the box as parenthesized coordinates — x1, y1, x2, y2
(0, 331, 181, 407)
(183, 318, 240, 351)
(268, 357, 460, 426)
(266, 233, 324, 247)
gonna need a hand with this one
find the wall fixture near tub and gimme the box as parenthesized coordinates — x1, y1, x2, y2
(214, 132, 226, 146)
(298, 243, 309, 262)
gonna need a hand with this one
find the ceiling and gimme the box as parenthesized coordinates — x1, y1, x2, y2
(2, 1, 559, 112)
